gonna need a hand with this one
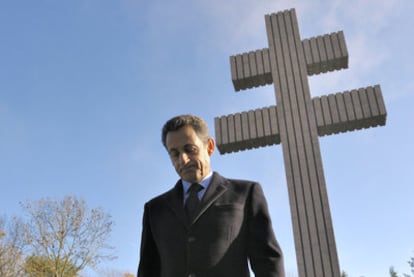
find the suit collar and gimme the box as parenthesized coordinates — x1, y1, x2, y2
(200, 172, 227, 206)
(164, 172, 229, 227)
(164, 181, 188, 227)
(194, 172, 228, 223)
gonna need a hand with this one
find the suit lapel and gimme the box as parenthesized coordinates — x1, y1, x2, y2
(192, 172, 228, 223)
(165, 181, 189, 228)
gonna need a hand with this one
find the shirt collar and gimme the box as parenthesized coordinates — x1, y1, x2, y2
(182, 171, 213, 194)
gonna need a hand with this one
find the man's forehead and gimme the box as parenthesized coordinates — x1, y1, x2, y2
(166, 128, 200, 146)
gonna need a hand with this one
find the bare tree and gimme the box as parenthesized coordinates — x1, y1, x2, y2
(390, 267, 399, 277)
(408, 254, 414, 276)
(24, 254, 78, 276)
(0, 215, 26, 277)
(19, 195, 115, 276)
(92, 268, 135, 277)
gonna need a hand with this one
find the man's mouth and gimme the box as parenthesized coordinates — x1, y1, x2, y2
(181, 164, 198, 172)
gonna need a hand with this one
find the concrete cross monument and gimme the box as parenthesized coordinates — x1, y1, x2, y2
(214, 8, 387, 277)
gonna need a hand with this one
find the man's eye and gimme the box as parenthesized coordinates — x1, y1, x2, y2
(169, 151, 179, 158)
(185, 146, 198, 154)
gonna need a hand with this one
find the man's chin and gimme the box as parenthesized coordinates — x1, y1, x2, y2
(180, 171, 200, 183)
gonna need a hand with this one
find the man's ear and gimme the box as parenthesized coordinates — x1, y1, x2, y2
(207, 138, 215, 156)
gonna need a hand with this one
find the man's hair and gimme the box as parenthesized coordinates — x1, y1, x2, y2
(161, 114, 211, 148)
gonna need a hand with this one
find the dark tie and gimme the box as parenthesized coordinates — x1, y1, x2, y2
(185, 183, 202, 221)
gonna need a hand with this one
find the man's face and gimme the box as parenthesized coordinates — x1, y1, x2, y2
(165, 125, 215, 183)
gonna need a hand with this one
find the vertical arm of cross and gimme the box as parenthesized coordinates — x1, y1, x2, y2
(263, 11, 340, 276)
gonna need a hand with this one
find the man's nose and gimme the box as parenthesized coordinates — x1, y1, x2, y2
(179, 152, 190, 164)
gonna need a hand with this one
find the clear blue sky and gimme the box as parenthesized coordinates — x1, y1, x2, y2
(0, 0, 413, 276)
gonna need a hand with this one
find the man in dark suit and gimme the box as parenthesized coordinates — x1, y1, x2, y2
(137, 114, 285, 277)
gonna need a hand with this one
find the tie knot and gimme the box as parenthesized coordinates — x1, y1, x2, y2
(188, 183, 203, 194)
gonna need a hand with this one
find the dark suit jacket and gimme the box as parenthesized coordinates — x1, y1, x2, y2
(137, 172, 284, 277)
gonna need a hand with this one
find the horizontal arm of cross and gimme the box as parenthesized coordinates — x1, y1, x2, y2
(231, 31, 348, 91)
(214, 85, 386, 154)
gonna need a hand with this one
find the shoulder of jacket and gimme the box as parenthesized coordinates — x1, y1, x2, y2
(145, 185, 177, 206)
(213, 171, 258, 185)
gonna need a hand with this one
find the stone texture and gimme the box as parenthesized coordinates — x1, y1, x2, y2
(214, 8, 387, 277)
(215, 85, 386, 154)
(230, 31, 348, 91)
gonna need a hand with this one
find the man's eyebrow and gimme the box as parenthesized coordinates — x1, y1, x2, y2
(168, 147, 178, 154)
(168, 143, 197, 150)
